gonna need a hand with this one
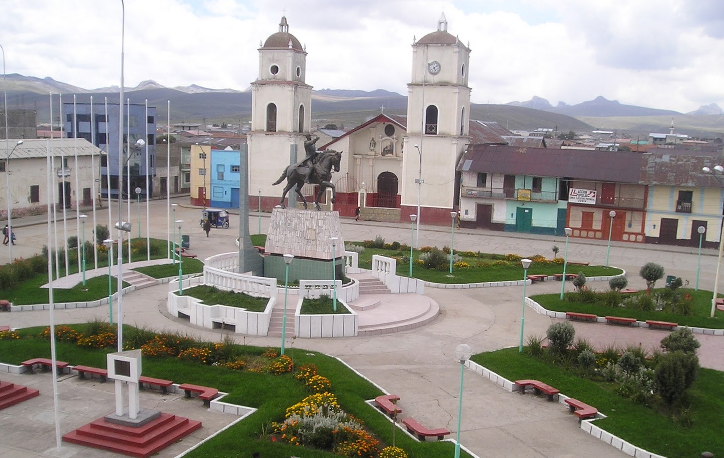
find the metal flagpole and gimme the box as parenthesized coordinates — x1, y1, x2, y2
(90, 96, 98, 268)
(167, 101, 170, 260)
(50, 93, 60, 279)
(127, 98, 131, 262)
(145, 99, 150, 260)
(60, 94, 69, 275)
(74, 95, 81, 272)
(105, 98, 112, 230)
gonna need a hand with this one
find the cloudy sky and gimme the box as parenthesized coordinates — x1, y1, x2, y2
(2, 0, 723, 113)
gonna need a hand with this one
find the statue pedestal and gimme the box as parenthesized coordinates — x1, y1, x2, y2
(264, 208, 345, 283)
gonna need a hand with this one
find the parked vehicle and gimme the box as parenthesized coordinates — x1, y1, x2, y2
(200, 208, 230, 229)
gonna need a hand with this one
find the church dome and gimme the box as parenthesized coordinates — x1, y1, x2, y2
(262, 16, 303, 51)
(416, 13, 457, 45)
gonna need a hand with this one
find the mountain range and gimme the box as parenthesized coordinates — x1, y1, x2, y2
(2, 74, 722, 137)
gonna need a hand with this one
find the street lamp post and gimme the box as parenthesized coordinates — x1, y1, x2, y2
(453, 343, 472, 458)
(331, 237, 338, 313)
(176, 220, 183, 295)
(258, 189, 261, 235)
(449, 211, 456, 275)
(281, 254, 294, 355)
(134, 186, 142, 238)
(696, 226, 706, 291)
(606, 210, 616, 267)
(519, 258, 532, 352)
(79, 214, 88, 289)
(560, 227, 572, 300)
(703, 165, 724, 317)
(413, 144, 423, 248)
(103, 239, 114, 325)
(409, 214, 417, 277)
(4, 140, 23, 260)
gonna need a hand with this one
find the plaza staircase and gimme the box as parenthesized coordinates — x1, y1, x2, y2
(122, 270, 157, 290)
(267, 304, 296, 338)
(0, 381, 40, 410)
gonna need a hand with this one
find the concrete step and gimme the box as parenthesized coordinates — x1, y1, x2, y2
(348, 297, 381, 311)
(358, 295, 440, 336)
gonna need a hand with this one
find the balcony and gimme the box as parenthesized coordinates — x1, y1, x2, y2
(676, 200, 692, 213)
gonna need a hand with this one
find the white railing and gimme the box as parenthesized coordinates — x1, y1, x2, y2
(299, 279, 359, 303)
(294, 296, 358, 338)
(203, 268, 277, 297)
(204, 252, 239, 272)
(343, 251, 361, 274)
(371, 254, 425, 294)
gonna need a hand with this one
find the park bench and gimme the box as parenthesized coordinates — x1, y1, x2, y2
(514, 379, 560, 401)
(527, 274, 547, 283)
(0, 326, 9, 332)
(568, 261, 589, 266)
(620, 289, 638, 295)
(716, 298, 724, 311)
(139, 376, 173, 394)
(646, 320, 678, 330)
(564, 398, 598, 422)
(174, 248, 197, 259)
(178, 383, 219, 406)
(605, 316, 637, 326)
(565, 312, 597, 322)
(21, 358, 69, 375)
(553, 273, 577, 281)
(402, 417, 450, 441)
(73, 365, 108, 382)
(374, 394, 401, 417)
(0, 300, 10, 311)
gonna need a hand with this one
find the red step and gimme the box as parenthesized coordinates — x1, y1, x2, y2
(63, 412, 202, 458)
(0, 381, 40, 410)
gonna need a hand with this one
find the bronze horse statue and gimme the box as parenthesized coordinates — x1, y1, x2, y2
(272, 149, 342, 210)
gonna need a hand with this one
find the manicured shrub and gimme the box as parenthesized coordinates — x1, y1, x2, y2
(95, 224, 110, 245)
(640, 262, 664, 293)
(660, 327, 700, 354)
(609, 275, 628, 291)
(419, 247, 448, 270)
(546, 322, 575, 354)
(655, 351, 699, 406)
(578, 349, 596, 371)
(618, 351, 643, 374)
(668, 277, 683, 290)
(572, 272, 586, 292)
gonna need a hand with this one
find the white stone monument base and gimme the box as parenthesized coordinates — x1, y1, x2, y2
(105, 408, 161, 427)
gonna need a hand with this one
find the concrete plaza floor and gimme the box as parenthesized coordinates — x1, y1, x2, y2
(1, 198, 722, 457)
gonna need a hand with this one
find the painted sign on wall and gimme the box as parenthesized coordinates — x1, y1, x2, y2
(569, 188, 596, 204)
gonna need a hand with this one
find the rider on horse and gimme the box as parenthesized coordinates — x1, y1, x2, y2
(298, 134, 320, 183)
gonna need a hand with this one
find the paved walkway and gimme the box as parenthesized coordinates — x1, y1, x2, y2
(1, 198, 723, 457)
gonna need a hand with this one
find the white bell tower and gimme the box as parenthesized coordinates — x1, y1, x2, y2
(248, 16, 312, 207)
(402, 13, 471, 224)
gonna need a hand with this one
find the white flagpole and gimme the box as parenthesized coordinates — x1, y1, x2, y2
(145, 99, 150, 260)
(50, 93, 60, 279)
(90, 96, 98, 268)
(105, 98, 112, 230)
(167, 100, 170, 260)
(126, 98, 131, 262)
(73, 95, 81, 272)
(60, 94, 69, 275)
(117, 0, 126, 351)
(45, 139, 62, 450)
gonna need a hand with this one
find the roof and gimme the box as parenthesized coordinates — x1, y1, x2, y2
(1, 138, 104, 159)
(505, 136, 545, 148)
(319, 114, 407, 150)
(458, 145, 643, 183)
(468, 120, 512, 145)
(317, 128, 346, 138)
(415, 13, 470, 50)
(641, 152, 724, 187)
(262, 16, 304, 52)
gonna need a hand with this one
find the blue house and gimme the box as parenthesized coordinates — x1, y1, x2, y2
(209, 148, 241, 208)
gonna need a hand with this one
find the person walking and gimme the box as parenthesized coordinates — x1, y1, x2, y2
(355, 206, 360, 221)
(2, 224, 9, 246)
(203, 219, 211, 237)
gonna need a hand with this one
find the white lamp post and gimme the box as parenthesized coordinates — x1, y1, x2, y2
(560, 227, 572, 300)
(281, 254, 294, 355)
(696, 225, 706, 291)
(4, 140, 23, 260)
(519, 258, 532, 352)
(103, 239, 114, 325)
(134, 186, 142, 238)
(409, 214, 417, 277)
(176, 220, 183, 295)
(703, 165, 724, 317)
(79, 214, 88, 289)
(258, 188, 262, 235)
(449, 211, 456, 275)
(331, 237, 338, 312)
(606, 210, 616, 267)
(453, 343, 472, 458)
(413, 144, 423, 248)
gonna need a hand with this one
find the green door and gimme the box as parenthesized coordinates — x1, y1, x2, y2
(516, 207, 532, 232)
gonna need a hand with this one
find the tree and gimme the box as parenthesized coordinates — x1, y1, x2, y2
(609, 276, 628, 292)
(546, 322, 575, 354)
(661, 327, 700, 354)
(639, 262, 664, 293)
(654, 351, 699, 406)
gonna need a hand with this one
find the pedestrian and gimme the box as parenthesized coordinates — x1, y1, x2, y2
(10, 230, 16, 245)
(203, 219, 211, 237)
(2, 224, 9, 246)
(355, 206, 360, 222)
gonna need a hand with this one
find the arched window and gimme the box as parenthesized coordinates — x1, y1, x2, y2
(460, 107, 465, 136)
(298, 105, 305, 132)
(425, 105, 438, 135)
(376, 171, 399, 208)
(266, 103, 277, 132)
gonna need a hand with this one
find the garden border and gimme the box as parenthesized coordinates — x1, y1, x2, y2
(425, 269, 624, 290)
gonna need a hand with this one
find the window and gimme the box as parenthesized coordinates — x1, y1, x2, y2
(298, 105, 305, 132)
(101, 155, 107, 167)
(532, 177, 542, 193)
(425, 105, 438, 135)
(476, 173, 487, 188)
(97, 133, 107, 145)
(199, 152, 207, 160)
(231, 165, 240, 173)
(147, 134, 154, 145)
(266, 103, 277, 132)
(0, 160, 5, 172)
(217, 164, 224, 180)
(460, 107, 465, 136)
(270, 64, 279, 75)
(384, 124, 395, 137)
(676, 190, 693, 213)
(30, 185, 40, 203)
(296, 66, 301, 77)
(147, 116, 154, 124)
(199, 168, 206, 176)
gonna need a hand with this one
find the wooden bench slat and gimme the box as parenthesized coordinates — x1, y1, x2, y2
(565, 312, 597, 322)
(605, 316, 637, 326)
(402, 417, 450, 441)
(139, 375, 173, 393)
(73, 365, 108, 382)
(374, 394, 401, 416)
(565, 398, 598, 422)
(645, 320, 678, 330)
(514, 379, 560, 401)
(178, 383, 219, 405)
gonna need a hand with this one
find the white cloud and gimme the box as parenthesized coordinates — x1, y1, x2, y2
(0, 0, 722, 113)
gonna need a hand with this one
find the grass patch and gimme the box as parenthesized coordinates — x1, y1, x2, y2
(181, 285, 269, 311)
(0, 325, 471, 458)
(472, 348, 724, 458)
(300, 295, 350, 314)
(133, 259, 204, 278)
(533, 288, 724, 328)
(2, 274, 130, 305)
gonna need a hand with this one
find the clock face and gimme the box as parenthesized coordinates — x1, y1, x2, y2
(428, 60, 441, 75)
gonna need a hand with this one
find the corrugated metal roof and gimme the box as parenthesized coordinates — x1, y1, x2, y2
(468, 120, 511, 145)
(1, 138, 104, 159)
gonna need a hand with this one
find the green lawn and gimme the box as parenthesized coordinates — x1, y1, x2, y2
(182, 285, 269, 312)
(0, 326, 472, 458)
(533, 288, 724, 328)
(2, 274, 130, 305)
(133, 259, 204, 278)
(473, 348, 724, 458)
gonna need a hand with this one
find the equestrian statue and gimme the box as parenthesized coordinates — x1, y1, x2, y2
(272, 144, 342, 210)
